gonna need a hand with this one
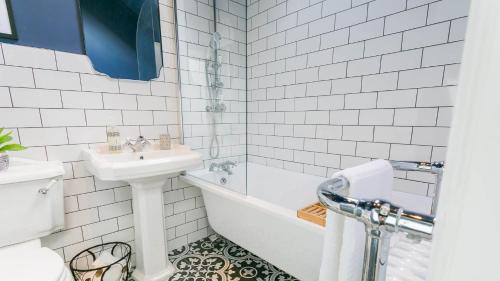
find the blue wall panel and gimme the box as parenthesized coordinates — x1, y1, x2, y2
(0, 0, 83, 54)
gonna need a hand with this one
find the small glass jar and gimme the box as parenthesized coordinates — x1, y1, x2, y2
(159, 133, 171, 150)
(107, 127, 122, 153)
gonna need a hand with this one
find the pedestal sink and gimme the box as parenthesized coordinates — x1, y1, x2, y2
(82, 144, 202, 281)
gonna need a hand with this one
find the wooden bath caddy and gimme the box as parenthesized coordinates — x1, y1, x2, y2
(297, 202, 327, 227)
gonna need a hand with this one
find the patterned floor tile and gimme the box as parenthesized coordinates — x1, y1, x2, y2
(167, 234, 299, 281)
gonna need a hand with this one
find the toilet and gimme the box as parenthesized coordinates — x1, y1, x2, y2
(0, 158, 72, 281)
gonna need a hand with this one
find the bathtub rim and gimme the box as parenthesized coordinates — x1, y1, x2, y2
(180, 173, 324, 235)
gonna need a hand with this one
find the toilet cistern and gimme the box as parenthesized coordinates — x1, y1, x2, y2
(0, 158, 71, 281)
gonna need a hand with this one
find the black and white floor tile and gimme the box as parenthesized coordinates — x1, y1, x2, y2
(167, 234, 299, 281)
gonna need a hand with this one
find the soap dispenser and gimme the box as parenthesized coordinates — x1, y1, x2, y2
(106, 127, 122, 153)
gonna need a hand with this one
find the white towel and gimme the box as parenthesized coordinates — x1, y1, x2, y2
(319, 159, 394, 281)
(81, 251, 122, 281)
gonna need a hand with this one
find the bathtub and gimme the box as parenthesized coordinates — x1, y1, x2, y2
(181, 163, 325, 280)
(181, 162, 433, 281)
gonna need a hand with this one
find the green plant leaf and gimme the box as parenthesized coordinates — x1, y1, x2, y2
(0, 144, 26, 153)
(0, 128, 4, 135)
(0, 132, 12, 145)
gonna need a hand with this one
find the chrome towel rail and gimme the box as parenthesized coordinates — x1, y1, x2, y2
(389, 160, 444, 174)
(317, 160, 443, 281)
(389, 161, 444, 216)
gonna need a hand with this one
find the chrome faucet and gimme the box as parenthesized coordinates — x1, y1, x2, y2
(125, 136, 150, 152)
(209, 161, 237, 175)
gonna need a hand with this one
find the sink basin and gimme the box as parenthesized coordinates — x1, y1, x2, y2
(82, 144, 202, 181)
(82, 144, 201, 281)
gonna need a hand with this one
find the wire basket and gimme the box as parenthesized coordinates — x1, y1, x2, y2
(69, 242, 131, 281)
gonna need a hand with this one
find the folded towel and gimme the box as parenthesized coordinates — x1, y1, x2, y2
(319, 159, 394, 281)
(81, 251, 122, 281)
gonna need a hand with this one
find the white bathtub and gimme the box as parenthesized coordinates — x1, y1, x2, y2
(181, 162, 433, 281)
(182, 163, 325, 280)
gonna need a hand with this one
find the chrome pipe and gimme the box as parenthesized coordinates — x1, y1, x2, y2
(431, 172, 444, 216)
(389, 160, 444, 174)
(173, 0, 185, 144)
(362, 227, 391, 281)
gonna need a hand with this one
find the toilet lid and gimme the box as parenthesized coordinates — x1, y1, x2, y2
(0, 247, 66, 281)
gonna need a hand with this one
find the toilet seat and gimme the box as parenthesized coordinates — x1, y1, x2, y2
(0, 245, 72, 281)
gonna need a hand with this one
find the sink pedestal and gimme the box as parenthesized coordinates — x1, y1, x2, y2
(129, 176, 175, 281)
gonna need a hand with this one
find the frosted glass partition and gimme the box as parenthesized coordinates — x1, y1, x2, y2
(175, 0, 247, 194)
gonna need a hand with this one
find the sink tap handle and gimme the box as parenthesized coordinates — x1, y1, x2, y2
(137, 136, 150, 145)
(209, 162, 218, 172)
(124, 136, 150, 152)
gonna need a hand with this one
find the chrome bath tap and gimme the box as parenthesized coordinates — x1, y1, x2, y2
(209, 161, 237, 175)
(125, 136, 150, 152)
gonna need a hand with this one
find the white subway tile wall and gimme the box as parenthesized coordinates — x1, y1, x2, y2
(247, 0, 470, 202)
(0, 0, 209, 264)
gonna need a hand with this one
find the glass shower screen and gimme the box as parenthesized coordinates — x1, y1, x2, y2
(175, 0, 247, 194)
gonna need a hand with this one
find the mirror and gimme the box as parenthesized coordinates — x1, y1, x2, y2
(78, 0, 163, 81)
